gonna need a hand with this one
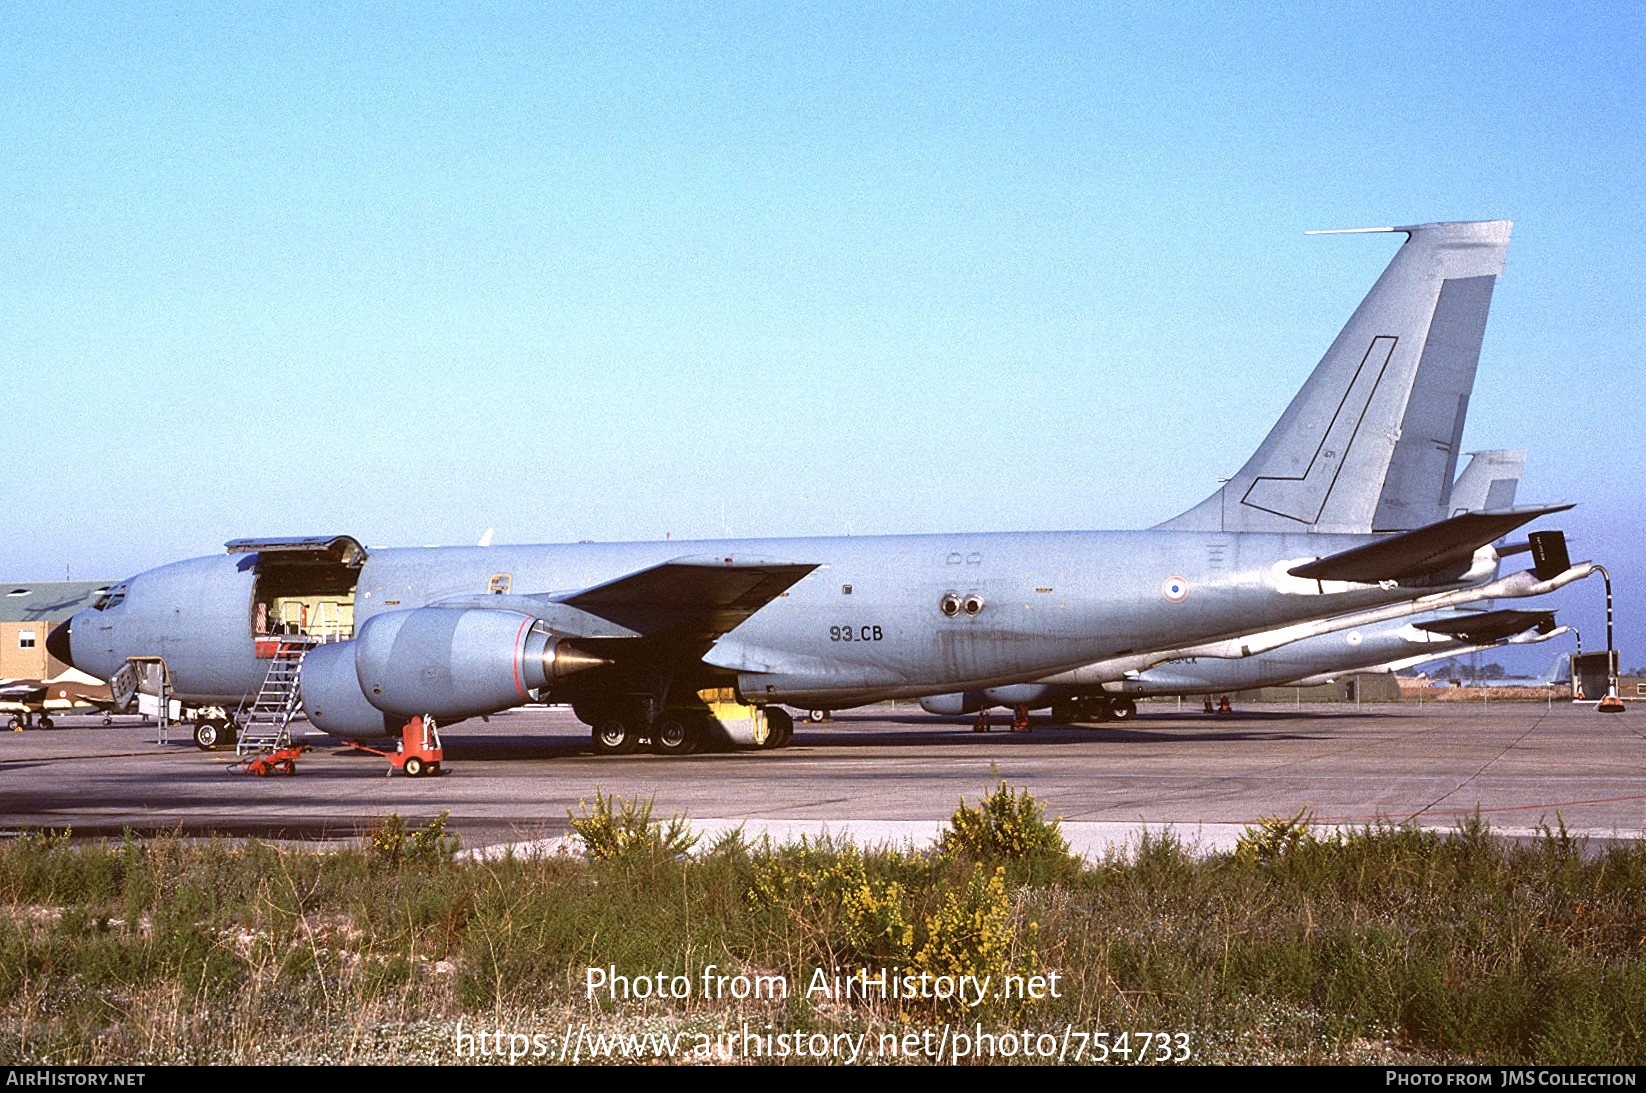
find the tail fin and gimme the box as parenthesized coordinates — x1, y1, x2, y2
(1446, 449, 1526, 515)
(1157, 220, 1512, 534)
(1538, 653, 1572, 685)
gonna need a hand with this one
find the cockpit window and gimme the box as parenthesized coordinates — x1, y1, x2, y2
(94, 584, 127, 611)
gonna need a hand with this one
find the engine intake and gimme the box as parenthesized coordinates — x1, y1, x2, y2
(302, 607, 607, 736)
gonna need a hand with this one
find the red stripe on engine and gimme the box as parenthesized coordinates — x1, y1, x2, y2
(513, 617, 532, 698)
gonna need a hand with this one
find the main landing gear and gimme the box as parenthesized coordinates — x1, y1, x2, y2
(581, 703, 795, 756)
(587, 705, 711, 756)
(1048, 696, 1138, 725)
(761, 707, 794, 749)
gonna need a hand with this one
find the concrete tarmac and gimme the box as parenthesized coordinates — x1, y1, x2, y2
(2, 700, 1641, 857)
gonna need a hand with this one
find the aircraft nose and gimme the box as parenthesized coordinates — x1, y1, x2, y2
(46, 618, 75, 669)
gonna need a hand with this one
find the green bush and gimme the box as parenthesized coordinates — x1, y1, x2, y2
(748, 841, 919, 965)
(1233, 808, 1321, 866)
(938, 781, 1079, 884)
(568, 790, 698, 864)
(369, 812, 460, 870)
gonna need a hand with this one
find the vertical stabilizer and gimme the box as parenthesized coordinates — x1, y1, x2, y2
(1446, 449, 1525, 515)
(1157, 220, 1512, 533)
(1540, 653, 1572, 685)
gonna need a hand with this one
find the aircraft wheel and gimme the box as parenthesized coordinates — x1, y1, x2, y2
(1085, 699, 1112, 723)
(591, 717, 639, 756)
(807, 709, 827, 723)
(9, 714, 25, 731)
(428, 762, 441, 775)
(651, 717, 699, 756)
(403, 756, 425, 777)
(38, 716, 54, 731)
(102, 714, 113, 726)
(1108, 698, 1137, 722)
(763, 707, 794, 749)
(194, 719, 224, 750)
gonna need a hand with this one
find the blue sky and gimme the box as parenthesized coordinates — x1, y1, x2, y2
(4, 3, 1642, 671)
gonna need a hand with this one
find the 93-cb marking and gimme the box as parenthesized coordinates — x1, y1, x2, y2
(829, 625, 884, 642)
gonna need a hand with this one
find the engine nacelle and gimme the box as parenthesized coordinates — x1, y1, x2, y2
(919, 692, 988, 716)
(302, 607, 607, 736)
(302, 640, 397, 738)
(982, 683, 1056, 707)
(921, 683, 1061, 716)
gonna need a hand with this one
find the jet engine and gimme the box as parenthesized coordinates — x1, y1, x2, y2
(919, 692, 988, 716)
(302, 607, 606, 738)
(302, 641, 396, 738)
(919, 683, 1057, 716)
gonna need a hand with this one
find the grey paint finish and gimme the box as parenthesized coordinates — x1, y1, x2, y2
(1371, 275, 1498, 531)
(1112, 611, 1544, 694)
(57, 220, 1543, 741)
(1159, 221, 1512, 534)
(67, 527, 1503, 713)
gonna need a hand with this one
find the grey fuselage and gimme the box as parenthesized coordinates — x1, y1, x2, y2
(1107, 613, 1524, 695)
(65, 527, 1478, 713)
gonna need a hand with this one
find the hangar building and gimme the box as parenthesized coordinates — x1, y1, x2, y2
(1, 581, 113, 679)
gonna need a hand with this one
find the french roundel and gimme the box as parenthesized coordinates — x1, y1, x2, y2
(1161, 576, 1189, 603)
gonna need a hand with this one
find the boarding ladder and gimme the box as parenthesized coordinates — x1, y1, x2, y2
(113, 657, 175, 745)
(235, 637, 318, 756)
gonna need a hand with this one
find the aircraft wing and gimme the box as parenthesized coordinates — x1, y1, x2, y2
(432, 555, 818, 643)
(0, 680, 46, 702)
(1411, 609, 1558, 644)
(555, 555, 819, 637)
(1287, 505, 1573, 583)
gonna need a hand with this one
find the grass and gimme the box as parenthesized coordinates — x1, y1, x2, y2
(3, 793, 1646, 1065)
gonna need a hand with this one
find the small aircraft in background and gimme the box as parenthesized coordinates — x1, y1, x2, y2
(1425, 652, 1572, 689)
(1, 668, 128, 730)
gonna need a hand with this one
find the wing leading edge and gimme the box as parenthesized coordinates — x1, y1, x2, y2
(559, 556, 819, 637)
(431, 555, 820, 644)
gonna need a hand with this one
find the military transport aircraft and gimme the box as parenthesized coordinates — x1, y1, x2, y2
(919, 604, 1568, 722)
(50, 219, 1573, 759)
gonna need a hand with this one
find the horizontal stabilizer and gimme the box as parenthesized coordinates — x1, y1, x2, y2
(557, 555, 819, 637)
(1287, 505, 1572, 583)
(1412, 609, 1558, 644)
